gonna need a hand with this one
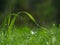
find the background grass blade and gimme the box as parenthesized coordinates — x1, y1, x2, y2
(8, 15, 11, 26)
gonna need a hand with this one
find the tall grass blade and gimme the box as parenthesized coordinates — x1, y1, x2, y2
(18, 11, 39, 26)
(8, 14, 17, 33)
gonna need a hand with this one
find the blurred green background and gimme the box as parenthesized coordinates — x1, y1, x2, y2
(0, 0, 60, 28)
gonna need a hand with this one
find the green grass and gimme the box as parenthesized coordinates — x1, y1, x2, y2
(0, 12, 60, 45)
(0, 26, 60, 45)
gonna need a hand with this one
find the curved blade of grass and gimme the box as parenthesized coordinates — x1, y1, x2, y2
(8, 11, 40, 33)
(18, 11, 39, 27)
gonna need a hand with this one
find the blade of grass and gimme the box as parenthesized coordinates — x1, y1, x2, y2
(8, 15, 11, 26)
(8, 14, 17, 33)
(2, 15, 9, 28)
(18, 11, 39, 27)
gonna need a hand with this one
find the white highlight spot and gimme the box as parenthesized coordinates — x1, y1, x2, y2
(30, 31, 35, 35)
